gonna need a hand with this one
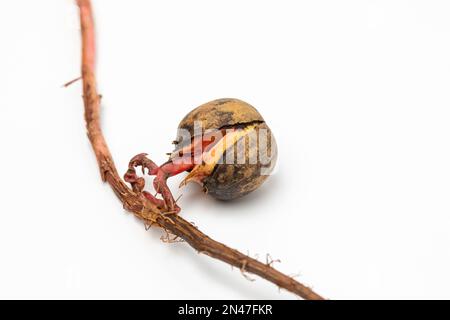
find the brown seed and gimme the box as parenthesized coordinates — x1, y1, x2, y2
(174, 98, 277, 200)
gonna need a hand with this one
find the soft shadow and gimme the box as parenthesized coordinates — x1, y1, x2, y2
(127, 205, 290, 299)
(179, 172, 282, 217)
(162, 239, 290, 300)
(130, 170, 289, 298)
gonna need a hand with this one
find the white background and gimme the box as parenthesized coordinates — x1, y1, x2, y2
(0, 0, 450, 299)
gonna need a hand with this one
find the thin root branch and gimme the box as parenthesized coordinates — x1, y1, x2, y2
(266, 253, 281, 268)
(161, 229, 185, 243)
(63, 76, 82, 87)
(240, 260, 256, 282)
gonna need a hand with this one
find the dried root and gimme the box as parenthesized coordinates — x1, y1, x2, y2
(75, 0, 324, 300)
